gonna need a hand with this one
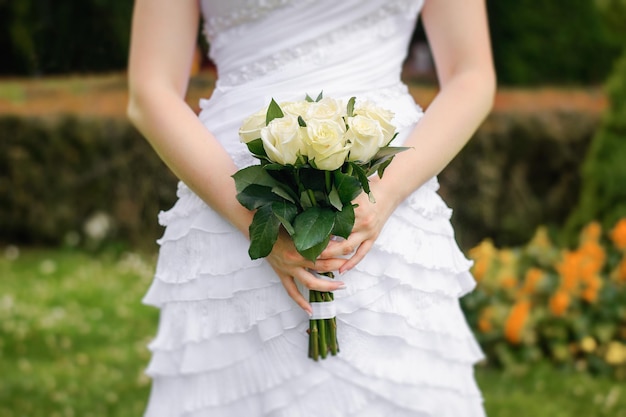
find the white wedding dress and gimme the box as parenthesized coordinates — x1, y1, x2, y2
(142, 0, 486, 416)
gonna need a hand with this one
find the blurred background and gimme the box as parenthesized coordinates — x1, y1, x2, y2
(1, 1, 626, 416)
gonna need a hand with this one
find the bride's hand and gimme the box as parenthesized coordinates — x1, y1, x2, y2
(266, 229, 346, 315)
(319, 179, 395, 274)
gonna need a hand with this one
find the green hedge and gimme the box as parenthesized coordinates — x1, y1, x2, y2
(486, 0, 622, 85)
(0, 1, 133, 75)
(0, 116, 178, 248)
(0, 109, 600, 250)
(440, 108, 599, 249)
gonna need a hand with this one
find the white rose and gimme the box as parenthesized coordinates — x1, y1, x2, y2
(306, 97, 346, 121)
(354, 101, 396, 144)
(260, 115, 305, 165)
(345, 115, 386, 162)
(239, 107, 268, 143)
(281, 101, 312, 118)
(303, 119, 351, 171)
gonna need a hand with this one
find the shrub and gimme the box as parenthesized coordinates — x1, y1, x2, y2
(566, 50, 626, 241)
(0, 1, 133, 75)
(487, 0, 622, 85)
(0, 115, 178, 248)
(464, 219, 626, 378)
(439, 108, 599, 249)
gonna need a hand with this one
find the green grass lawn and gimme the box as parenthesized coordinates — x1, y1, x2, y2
(1, 248, 624, 417)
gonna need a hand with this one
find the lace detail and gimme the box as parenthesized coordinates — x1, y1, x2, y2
(220, 0, 424, 86)
(204, 0, 309, 40)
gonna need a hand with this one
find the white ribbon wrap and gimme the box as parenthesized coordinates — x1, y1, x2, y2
(310, 301, 336, 320)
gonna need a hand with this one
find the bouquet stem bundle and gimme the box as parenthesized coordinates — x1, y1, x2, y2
(308, 289, 338, 360)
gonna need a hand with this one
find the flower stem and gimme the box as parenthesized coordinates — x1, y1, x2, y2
(324, 292, 338, 355)
(325, 170, 332, 194)
(315, 291, 328, 359)
(307, 189, 318, 207)
(308, 290, 319, 361)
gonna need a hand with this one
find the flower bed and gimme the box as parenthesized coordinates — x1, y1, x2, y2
(464, 219, 626, 378)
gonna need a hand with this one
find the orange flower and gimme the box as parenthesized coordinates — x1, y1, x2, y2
(549, 290, 570, 316)
(579, 240, 606, 275)
(504, 299, 531, 345)
(522, 267, 544, 295)
(469, 239, 496, 282)
(472, 258, 489, 282)
(581, 221, 602, 242)
(610, 219, 626, 251)
(556, 250, 582, 293)
(500, 274, 518, 289)
(478, 307, 493, 333)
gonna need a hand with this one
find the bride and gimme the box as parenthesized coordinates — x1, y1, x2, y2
(127, 0, 495, 416)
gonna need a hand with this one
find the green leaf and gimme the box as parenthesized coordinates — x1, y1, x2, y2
(245, 138, 268, 158)
(248, 205, 281, 259)
(293, 207, 335, 258)
(298, 236, 331, 263)
(331, 204, 355, 239)
(366, 146, 411, 177)
(333, 170, 362, 204)
(346, 97, 356, 117)
(297, 115, 307, 127)
(300, 190, 313, 209)
(305, 94, 315, 103)
(349, 162, 371, 196)
(271, 186, 296, 203)
(315, 91, 324, 102)
(266, 98, 284, 125)
(271, 201, 298, 235)
(376, 158, 394, 178)
(328, 185, 343, 211)
(236, 184, 286, 210)
(232, 165, 280, 193)
(371, 145, 411, 161)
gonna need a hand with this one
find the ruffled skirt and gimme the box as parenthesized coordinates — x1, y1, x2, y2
(142, 175, 486, 417)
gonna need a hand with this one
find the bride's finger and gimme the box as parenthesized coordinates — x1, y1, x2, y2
(319, 237, 358, 258)
(339, 239, 374, 274)
(312, 257, 346, 273)
(293, 268, 345, 293)
(316, 239, 343, 259)
(278, 274, 312, 315)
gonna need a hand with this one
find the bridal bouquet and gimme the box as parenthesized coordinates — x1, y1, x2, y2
(233, 92, 407, 360)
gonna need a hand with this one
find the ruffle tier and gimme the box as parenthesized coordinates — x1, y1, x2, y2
(143, 178, 485, 417)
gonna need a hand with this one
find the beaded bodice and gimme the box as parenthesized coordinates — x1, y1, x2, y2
(200, 0, 425, 87)
(197, 0, 426, 168)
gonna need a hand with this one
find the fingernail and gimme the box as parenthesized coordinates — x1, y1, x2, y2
(336, 283, 347, 290)
(306, 309, 313, 317)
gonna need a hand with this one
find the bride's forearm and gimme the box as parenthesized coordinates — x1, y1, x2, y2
(377, 69, 495, 211)
(127, 88, 253, 237)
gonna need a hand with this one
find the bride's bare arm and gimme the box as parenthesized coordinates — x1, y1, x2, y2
(127, 1, 250, 233)
(323, 0, 496, 271)
(127, 0, 344, 313)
